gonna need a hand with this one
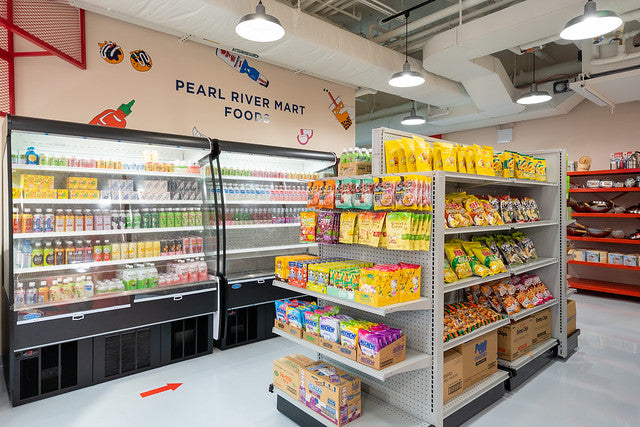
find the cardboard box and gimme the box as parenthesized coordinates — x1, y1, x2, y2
(356, 334, 406, 370)
(497, 318, 532, 361)
(57, 189, 68, 199)
(531, 308, 552, 346)
(326, 286, 355, 301)
(567, 299, 577, 336)
(274, 318, 304, 339)
(69, 189, 99, 199)
(301, 361, 361, 425)
(338, 161, 371, 177)
(459, 331, 498, 388)
(303, 331, 323, 347)
(273, 353, 315, 400)
(443, 349, 463, 403)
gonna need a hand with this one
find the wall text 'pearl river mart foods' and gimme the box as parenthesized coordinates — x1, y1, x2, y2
(175, 79, 306, 124)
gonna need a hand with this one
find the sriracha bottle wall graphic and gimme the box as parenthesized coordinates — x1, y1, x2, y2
(89, 99, 135, 128)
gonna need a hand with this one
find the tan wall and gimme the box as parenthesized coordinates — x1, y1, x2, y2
(446, 100, 640, 171)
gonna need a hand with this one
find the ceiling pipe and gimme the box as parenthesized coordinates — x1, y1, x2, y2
(512, 60, 582, 87)
(354, 87, 378, 97)
(372, 0, 489, 44)
(356, 101, 415, 121)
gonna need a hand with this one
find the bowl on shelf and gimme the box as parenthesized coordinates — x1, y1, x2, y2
(584, 200, 613, 213)
(610, 230, 625, 239)
(587, 227, 612, 238)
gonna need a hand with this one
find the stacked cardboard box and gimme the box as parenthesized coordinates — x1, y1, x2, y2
(496, 308, 553, 361)
(273, 353, 315, 400)
(567, 300, 577, 336)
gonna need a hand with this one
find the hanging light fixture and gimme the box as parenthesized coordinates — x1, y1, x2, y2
(517, 53, 552, 105)
(401, 101, 426, 125)
(235, 1, 285, 43)
(388, 13, 425, 88)
(560, 0, 622, 40)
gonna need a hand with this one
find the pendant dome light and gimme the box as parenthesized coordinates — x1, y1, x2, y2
(560, 0, 622, 41)
(517, 53, 552, 105)
(235, 1, 285, 43)
(388, 13, 425, 88)
(401, 101, 426, 125)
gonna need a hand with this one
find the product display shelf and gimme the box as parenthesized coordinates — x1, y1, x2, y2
(498, 338, 558, 370)
(212, 200, 306, 205)
(508, 298, 558, 321)
(223, 243, 317, 255)
(567, 260, 640, 271)
(507, 257, 558, 275)
(567, 277, 640, 297)
(218, 175, 309, 183)
(569, 188, 640, 193)
(14, 226, 205, 239)
(272, 387, 428, 427)
(226, 223, 300, 230)
(272, 328, 431, 381)
(12, 163, 202, 178)
(16, 252, 205, 274)
(442, 171, 557, 187)
(571, 212, 640, 218)
(272, 279, 432, 315)
(568, 168, 640, 176)
(443, 371, 510, 418)
(443, 219, 558, 235)
(567, 236, 640, 245)
(13, 199, 203, 206)
(443, 317, 510, 351)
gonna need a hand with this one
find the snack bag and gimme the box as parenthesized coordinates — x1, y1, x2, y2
(300, 211, 318, 242)
(353, 178, 374, 210)
(499, 195, 515, 223)
(413, 136, 432, 171)
(480, 199, 504, 225)
(437, 142, 457, 172)
(456, 145, 467, 173)
(433, 144, 443, 170)
(400, 138, 417, 172)
(463, 147, 476, 174)
(515, 153, 528, 179)
(339, 212, 358, 244)
(322, 180, 336, 209)
(536, 158, 547, 181)
(445, 243, 473, 279)
(419, 214, 432, 251)
(374, 177, 397, 210)
(385, 140, 401, 173)
(340, 321, 361, 349)
(304, 311, 322, 335)
(469, 254, 493, 278)
(482, 146, 495, 176)
(316, 211, 340, 244)
(364, 212, 386, 247)
(386, 212, 413, 251)
(398, 175, 419, 210)
(472, 246, 507, 274)
(420, 176, 433, 212)
(473, 145, 487, 175)
(496, 235, 524, 264)
(512, 231, 537, 260)
(308, 181, 323, 208)
(335, 179, 353, 209)
(506, 234, 530, 262)
(522, 197, 540, 221)
(513, 280, 535, 309)
(501, 152, 515, 178)
(512, 198, 528, 223)
(481, 284, 503, 312)
(358, 212, 372, 243)
(493, 154, 503, 176)
(444, 259, 458, 283)
(275, 299, 289, 322)
(463, 196, 489, 226)
(492, 281, 519, 315)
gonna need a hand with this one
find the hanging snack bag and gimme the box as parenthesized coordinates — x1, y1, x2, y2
(364, 212, 387, 247)
(463, 195, 489, 226)
(300, 211, 318, 242)
(321, 180, 336, 209)
(444, 258, 458, 283)
(413, 136, 433, 171)
(535, 158, 547, 181)
(385, 212, 411, 250)
(353, 178, 374, 210)
(374, 177, 397, 211)
(420, 176, 433, 211)
(339, 212, 358, 244)
(433, 144, 443, 170)
(399, 175, 420, 210)
(335, 179, 352, 209)
(400, 138, 417, 172)
(501, 152, 515, 178)
(445, 243, 473, 279)
(384, 140, 401, 173)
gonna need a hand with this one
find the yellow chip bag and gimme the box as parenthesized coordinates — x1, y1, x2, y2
(444, 243, 473, 279)
(433, 145, 443, 170)
(464, 147, 476, 174)
(493, 154, 503, 175)
(474, 144, 486, 175)
(357, 212, 371, 243)
(413, 136, 432, 171)
(339, 212, 358, 244)
(386, 212, 412, 250)
(515, 153, 528, 179)
(444, 258, 458, 283)
(400, 138, 417, 172)
(482, 146, 495, 176)
(472, 246, 507, 274)
(456, 145, 467, 174)
(385, 140, 401, 173)
(437, 142, 457, 172)
(536, 158, 547, 181)
(501, 151, 515, 178)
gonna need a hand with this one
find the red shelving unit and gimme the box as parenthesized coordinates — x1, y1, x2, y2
(571, 213, 640, 218)
(568, 260, 640, 271)
(569, 188, 640, 193)
(568, 278, 640, 297)
(567, 236, 640, 245)
(568, 168, 640, 176)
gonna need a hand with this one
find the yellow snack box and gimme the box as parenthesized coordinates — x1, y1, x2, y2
(22, 189, 40, 199)
(413, 136, 432, 172)
(42, 189, 57, 199)
(12, 187, 21, 199)
(57, 189, 68, 199)
(87, 177, 98, 190)
(66, 177, 80, 190)
(69, 189, 99, 199)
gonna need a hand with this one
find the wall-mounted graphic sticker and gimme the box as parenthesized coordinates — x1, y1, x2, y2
(89, 100, 135, 128)
(324, 89, 352, 130)
(99, 41, 124, 64)
(130, 49, 152, 71)
(216, 48, 269, 88)
(297, 129, 314, 145)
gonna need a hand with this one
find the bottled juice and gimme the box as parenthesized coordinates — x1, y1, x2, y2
(198, 258, 208, 281)
(43, 241, 54, 266)
(128, 241, 138, 259)
(194, 209, 202, 226)
(138, 241, 146, 258)
(102, 210, 111, 230)
(31, 241, 44, 267)
(54, 240, 64, 265)
(150, 209, 159, 228)
(64, 209, 74, 232)
(64, 240, 75, 264)
(125, 209, 133, 229)
(84, 275, 94, 297)
(145, 241, 153, 258)
(94, 240, 103, 262)
(135, 264, 147, 289)
(83, 240, 93, 262)
(122, 267, 135, 291)
(26, 282, 37, 305)
(166, 208, 175, 228)
(33, 209, 44, 233)
(120, 242, 129, 260)
(13, 207, 21, 234)
(22, 208, 33, 233)
(147, 263, 158, 288)
(141, 209, 150, 228)
(14, 282, 25, 306)
(187, 260, 198, 283)
(103, 239, 112, 261)
(93, 209, 103, 231)
(83, 209, 93, 231)
(38, 280, 49, 303)
(111, 242, 120, 261)
(74, 209, 84, 231)
(187, 208, 195, 227)
(174, 209, 183, 227)
(133, 209, 141, 229)
(181, 210, 189, 227)
(152, 240, 161, 257)
(110, 209, 118, 230)
(55, 209, 65, 232)
(74, 240, 84, 263)
(73, 277, 85, 298)
(44, 208, 55, 232)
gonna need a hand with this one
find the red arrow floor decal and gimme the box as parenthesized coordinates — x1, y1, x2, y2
(140, 383, 183, 398)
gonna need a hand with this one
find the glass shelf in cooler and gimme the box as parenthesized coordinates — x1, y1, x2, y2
(12, 164, 202, 179)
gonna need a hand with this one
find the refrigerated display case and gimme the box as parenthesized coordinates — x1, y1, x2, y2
(2, 116, 219, 405)
(207, 141, 336, 349)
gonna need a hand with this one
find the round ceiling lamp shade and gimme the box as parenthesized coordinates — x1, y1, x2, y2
(389, 61, 425, 88)
(560, 0, 623, 40)
(517, 83, 552, 105)
(401, 102, 426, 125)
(235, 1, 285, 42)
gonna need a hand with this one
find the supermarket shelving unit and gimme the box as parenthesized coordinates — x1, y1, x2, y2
(269, 128, 569, 427)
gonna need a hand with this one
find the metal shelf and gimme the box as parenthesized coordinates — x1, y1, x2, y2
(15, 252, 205, 274)
(11, 163, 202, 178)
(224, 243, 317, 255)
(443, 370, 509, 417)
(443, 317, 510, 351)
(273, 387, 428, 426)
(568, 168, 640, 176)
(567, 287, 577, 297)
(221, 200, 306, 205)
(568, 260, 640, 271)
(569, 187, 640, 192)
(508, 298, 558, 321)
(443, 219, 558, 236)
(442, 171, 557, 187)
(272, 328, 431, 381)
(226, 223, 300, 229)
(14, 226, 205, 239)
(567, 277, 640, 297)
(13, 199, 203, 205)
(567, 236, 640, 245)
(218, 175, 309, 183)
(273, 280, 432, 316)
(498, 338, 558, 370)
(571, 212, 640, 218)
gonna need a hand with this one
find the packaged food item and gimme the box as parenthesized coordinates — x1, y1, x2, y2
(467, 253, 493, 277)
(512, 279, 534, 308)
(444, 195, 473, 228)
(335, 179, 355, 209)
(300, 211, 318, 243)
(511, 197, 528, 223)
(514, 153, 528, 179)
(463, 146, 476, 174)
(481, 146, 495, 176)
(435, 142, 457, 172)
(357, 212, 372, 243)
(501, 152, 515, 178)
(472, 245, 507, 274)
(445, 243, 473, 279)
(480, 284, 503, 311)
(433, 144, 443, 170)
(386, 212, 412, 250)
(364, 212, 386, 247)
(493, 154, 503, 176)
(444, 259, 458, 283)
(521, 197, 540, 221)
(374, 177, 397, 210)
(535, 158, 547, 181)
(353, 178, 374, 210)
(512, 232, 537, 260)
(456, 145, 467, 173)
(496, 235, 524, 265)
(463, 195, 489, 226)
(321, 180, 336, 209)
(413, 136, 432, 171)
(420, 176, 433, 212)
(398, 175, 420, 210)
(400, 138, 417, 172)
(480, 199, 504, 225)
(308, 181, 322, 208)
(492, 280, 520, 315)
(339, 212, 358, 244)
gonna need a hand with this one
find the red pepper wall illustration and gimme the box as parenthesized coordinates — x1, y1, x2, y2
(216, 49, 269, 88)
(130, 49, 152, 71)
(89, 100, 135, 128)
(297, 129, 314, 145)
(99, 41, 124, 64)
(324, 89, 352, 130)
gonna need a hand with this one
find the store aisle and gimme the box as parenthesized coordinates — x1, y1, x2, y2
(1, 292, 638, 427)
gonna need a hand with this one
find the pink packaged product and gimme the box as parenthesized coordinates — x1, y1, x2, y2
(358, 327, 402, 357)
(316, 211, 341, 244)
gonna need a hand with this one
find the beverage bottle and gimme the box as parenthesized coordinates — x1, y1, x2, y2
(141, 208, 150, 229)
(93, 209, 103, 231)
(174, 209, 183, 227)
(25, 282, 37, 305)
(111, 241, 121, 261)
(187, 259, 198, 283)
(73, 276, 85, 299)
(83, 240, 93, 262)
(194, 209, 202, 226)
(128, 240, 138, 259)
(64, 240, 75, 264)
(83, 209, 93, 231)
(177, 260, 188, 284)
(63, 209, 73, 232)
(21, 208, 33, 233)
(13, 207, 22, 234)
(33, 208, 44, 233)
(125, 208, 133, 229)
(118, 210, 126, 230)
(55, 209, 65, 232)
(198, 257, 208, 281)
(43, 208, 54, 233)
(181, 209, 189, 227)
(31, 241, 44, 267)
(159, 208, 167, 228)
(74, 239, 84, 263)
(120, 241, 129, 260)
(38, 280, 49, 303)
(136, 264, 147, 289)
(14, 282, 25, 307)
(147, 263, 159, 288)
(103, 209, 111, 230)
(43, 241, 54, 266)
(93, 239, 103, 262)
(110, 209, 119, 230)
(122, 266, 135, 291)
(133, 209, 142, 229)
(16, 240, 27, 268)
(103, 239, 112, 261)
(186, 208, 195, 226)
(84, 275, 95, 297)
(150, 208, 159, 228)
(152, 240, 161, 257)
(25, 146, 39, 164)
(145, 240, 153, 258)
(239, 184, 247, 200)
(166, 208, 175, 228)
(72, 209, 82, 231)
(54, 240, 64, 265)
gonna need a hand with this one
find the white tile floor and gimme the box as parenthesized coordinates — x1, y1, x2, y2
(1, 292, 639, 427)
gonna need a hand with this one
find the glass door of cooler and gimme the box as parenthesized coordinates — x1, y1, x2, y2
(213, 149, 335, 281)
(6, 127, 217, 323)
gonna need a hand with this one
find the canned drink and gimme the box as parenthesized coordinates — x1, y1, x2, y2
(161, 240, 169, 256)
(175, 239, 183, 254)
(190, 237, 198, 254)
(183, 237, 191, 254)
(196, 237, 203, 253)
(168, 239, 176, 255)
